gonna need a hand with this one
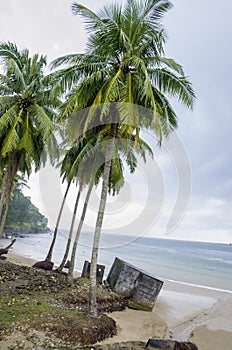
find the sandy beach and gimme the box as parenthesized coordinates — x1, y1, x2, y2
(1, 245, 232, 350)
(100, 280, 232, 349)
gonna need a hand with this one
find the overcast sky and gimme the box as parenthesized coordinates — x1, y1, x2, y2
(1, 0, 231, 243)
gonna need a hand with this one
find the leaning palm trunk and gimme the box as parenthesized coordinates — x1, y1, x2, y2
(0, 174, 7, 227)
(56, 185, 82, 273)
(89, 136, 115, 317)
(0, 194, 11, 237)
(0, 152, 21, 238)
(67, 184, 93, 284)
(45, 181, 71, 261)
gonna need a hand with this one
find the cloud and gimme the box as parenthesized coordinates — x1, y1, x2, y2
(1, 0, 232, 242)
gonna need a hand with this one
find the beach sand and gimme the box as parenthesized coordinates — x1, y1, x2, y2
(1, 247, 232, 350)
(155, 281, 232, 350)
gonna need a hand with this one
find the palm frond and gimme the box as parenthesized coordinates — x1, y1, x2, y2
(0, 42, 23, 70)
(1, 109, 23, 156)
(71, 3, 105, 32)
(0, 105, 20, 133)
(151, 68, 195, 109)
(31, 104, 54, 139)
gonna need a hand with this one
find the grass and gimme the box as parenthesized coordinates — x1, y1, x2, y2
(0, 294, 84, 331)
(0, 261, 125, 347)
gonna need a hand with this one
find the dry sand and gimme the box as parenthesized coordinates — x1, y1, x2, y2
(2, 248, 232, 350)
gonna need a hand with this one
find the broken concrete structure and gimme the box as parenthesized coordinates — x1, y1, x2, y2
(106, 257, 163, 311)
(81, 260, 105, 283)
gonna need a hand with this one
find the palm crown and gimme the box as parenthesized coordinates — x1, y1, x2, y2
(0, 42, 59, 172)
(0, 42, 59, 238)
(51, 0, 195, 144)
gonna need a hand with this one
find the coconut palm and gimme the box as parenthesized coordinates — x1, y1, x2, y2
(55, 137, 98, 273)
(44, 142, 80, 263)
(45, 181, 71, 262)
(65, 128, 153, 283)
(50, 0, 195, 316)
(56, 127, 122, 277)
(0, 42, 59, 238)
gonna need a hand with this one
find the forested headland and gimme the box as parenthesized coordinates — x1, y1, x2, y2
(3, 185, 48, 236)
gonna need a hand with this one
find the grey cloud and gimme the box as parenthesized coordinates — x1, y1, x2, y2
(1, 0, 231, 242)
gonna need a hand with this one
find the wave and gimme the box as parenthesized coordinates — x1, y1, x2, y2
(199, 256, 232, 265)
(166, 278, 232, 294)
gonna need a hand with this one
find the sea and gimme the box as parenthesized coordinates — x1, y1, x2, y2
(11, 231, 232, 293)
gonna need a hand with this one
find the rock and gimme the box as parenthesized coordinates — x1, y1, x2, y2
(146, 339, 198, 350)
(32, 260, 54, 271)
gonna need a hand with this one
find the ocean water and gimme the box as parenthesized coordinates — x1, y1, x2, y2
(12, 231, 232, 292)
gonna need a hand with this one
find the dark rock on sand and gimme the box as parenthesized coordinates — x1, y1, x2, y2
(32, 260, 54, 270)
(146, 339, 198, 350)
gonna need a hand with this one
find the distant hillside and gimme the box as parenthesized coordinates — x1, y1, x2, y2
(4, 186, 49, 236)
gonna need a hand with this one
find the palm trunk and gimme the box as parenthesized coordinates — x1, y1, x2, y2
(0, 193, 11, 236)
(56, 186, 82, 273)
(89, 136, 115, 317)
(0, 172, 7, 223)
(45, 181, 71, 261)
(0, 152, 21, 238)
(67, 184, 93, 284)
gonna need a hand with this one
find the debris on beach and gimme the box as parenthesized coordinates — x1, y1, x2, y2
(0, 239, 16, 258)
(106, 257, 163, 311)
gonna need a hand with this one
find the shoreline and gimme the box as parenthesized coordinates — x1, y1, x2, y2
(1, 244, 232, 349)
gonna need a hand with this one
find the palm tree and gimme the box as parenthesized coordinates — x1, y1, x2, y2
(65, 129, 151, 283)
(44, 142, 81, 263)
(0, 42, 59, 238)
(0, 173, 29, 235)
(54, 139, 95, 273)
(56, 127, 121, 277)
(50, 0, 195, 316)
(45, 181, 71, 261)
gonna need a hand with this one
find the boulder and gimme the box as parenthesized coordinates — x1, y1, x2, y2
(32, 260, 54, 271)
(146, 339, 198, 350)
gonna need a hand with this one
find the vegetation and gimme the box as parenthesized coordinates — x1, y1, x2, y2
(0, 42, 59, 238)
(0, 260, 125, 348)
(5, 185, 48, 232)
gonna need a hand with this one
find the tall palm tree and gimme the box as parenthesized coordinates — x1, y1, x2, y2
(44, 142, 81, 263)
(45, 181, 71, 262)
(65, 129, 152, 283)
(51, 0, 195, 316)
(57, 127, 121, 277)
(0, 42, 59, 238)
(54, 138, 97, 272)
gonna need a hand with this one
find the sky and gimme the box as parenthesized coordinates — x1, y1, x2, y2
(0, 0, 231, 243)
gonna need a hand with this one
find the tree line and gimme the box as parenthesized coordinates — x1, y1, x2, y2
(0, 0, 195, 317)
